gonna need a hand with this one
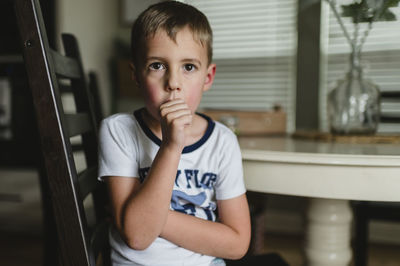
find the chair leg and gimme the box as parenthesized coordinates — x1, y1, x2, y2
(38, 162, 60, 266)
(353, 203, 369, 266)
(247, 192, 267, 255)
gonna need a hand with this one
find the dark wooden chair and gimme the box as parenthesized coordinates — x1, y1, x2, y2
(15, 0, 110, 265)
(88, 71, 104, 126)
(353, 91, 400, 266)
(353, 201, 400, 266)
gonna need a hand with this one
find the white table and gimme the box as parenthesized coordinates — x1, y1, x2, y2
(239, 136, 400, 266)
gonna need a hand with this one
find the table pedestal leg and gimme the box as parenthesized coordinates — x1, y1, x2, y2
(305, 198, 353, 266)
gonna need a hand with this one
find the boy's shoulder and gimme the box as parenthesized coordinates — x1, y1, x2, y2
(102, 112, 134, 122)
(213, 120, 235, 135)
(205, 119, 241, 156)
(207, 117, 238, 144)
(101, 112, 137, 131)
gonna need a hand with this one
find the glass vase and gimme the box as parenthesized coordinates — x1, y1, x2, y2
(327, 51, 380, 135)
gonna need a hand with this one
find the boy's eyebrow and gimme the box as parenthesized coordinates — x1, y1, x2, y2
(144, 56, 165, 64)
(182, 58, 202, 66)
(146, 56, 202, 66)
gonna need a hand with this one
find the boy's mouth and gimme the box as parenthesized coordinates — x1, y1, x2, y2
(168, 91, 178, 101)
(165, 91, 184, 103)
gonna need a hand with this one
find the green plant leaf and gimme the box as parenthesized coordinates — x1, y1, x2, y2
(381, 9, 397, 20)
(387, 0, 400, 7)
(340, 0, 399, 23)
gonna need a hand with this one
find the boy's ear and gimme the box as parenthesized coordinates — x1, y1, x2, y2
(129, 62, 139, 85)
(203, 63, 216, 92)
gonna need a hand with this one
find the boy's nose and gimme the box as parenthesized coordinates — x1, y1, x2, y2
(165, 70, 182, 93)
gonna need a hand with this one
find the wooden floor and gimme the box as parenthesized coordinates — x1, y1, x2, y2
(0, 231, 43, 266)
(262, 233, 400, 266)
(1, 231, 400, 266)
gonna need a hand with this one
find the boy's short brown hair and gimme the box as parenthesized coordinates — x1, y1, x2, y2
(131, 1, 213, 66)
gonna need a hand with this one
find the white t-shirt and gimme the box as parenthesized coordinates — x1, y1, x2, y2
(98, 109, 246, 266)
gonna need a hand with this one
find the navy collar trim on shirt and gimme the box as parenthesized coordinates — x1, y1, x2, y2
(133, 108, 215, 154)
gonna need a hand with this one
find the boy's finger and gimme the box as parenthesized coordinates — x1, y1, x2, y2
(160, 102, 190, 117)
(163, 108, 192, 123)
(161, 104, 189, 116)
(160, 98, 185, 109)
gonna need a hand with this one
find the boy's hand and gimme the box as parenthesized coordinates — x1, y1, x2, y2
(159, 98, 192, 151)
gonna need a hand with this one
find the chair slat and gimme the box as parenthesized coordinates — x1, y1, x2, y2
(59, 83, 73, 92)
(50, 49, 81, 79)
(381, 115, 400, 123)
(65, 113, 93, 137)
(78, 166, 98, 200)
(381, 91, 400, 99)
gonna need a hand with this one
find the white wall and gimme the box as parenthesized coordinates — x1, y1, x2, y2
(56, 0, 119, 115)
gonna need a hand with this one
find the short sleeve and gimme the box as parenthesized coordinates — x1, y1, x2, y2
(214, 129, 246, 200)
(98, 115, 140, 180)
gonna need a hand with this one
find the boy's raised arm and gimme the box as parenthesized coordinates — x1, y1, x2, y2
(107, 101, 192, 250)
(106, 143, 181, 250)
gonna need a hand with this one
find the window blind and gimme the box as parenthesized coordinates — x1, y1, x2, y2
(320, 0, 400, 133)
(184, 0, 298, 132)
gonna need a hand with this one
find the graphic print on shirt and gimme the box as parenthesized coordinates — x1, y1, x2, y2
(139, 167, 217, 221)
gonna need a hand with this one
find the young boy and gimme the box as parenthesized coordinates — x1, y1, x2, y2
(98, 1, 251, 265)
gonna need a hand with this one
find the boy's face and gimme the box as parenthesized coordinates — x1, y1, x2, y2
(133, 26, 216, 121)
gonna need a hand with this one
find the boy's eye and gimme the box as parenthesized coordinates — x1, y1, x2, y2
(149, 62, 165, 71)
(183, 64, 196, 72)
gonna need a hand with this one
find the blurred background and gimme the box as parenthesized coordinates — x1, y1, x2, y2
(1, 0, 400, 265)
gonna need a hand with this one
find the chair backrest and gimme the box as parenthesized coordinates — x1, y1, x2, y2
(14, 0, 110, 265)
(380, 91, 400, 124)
